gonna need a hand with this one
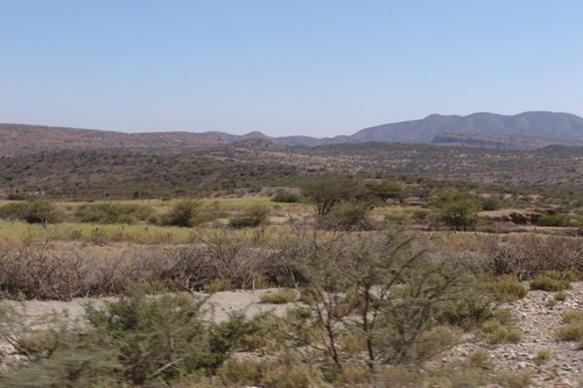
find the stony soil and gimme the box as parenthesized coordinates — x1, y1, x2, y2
(446, 282, 583, 387)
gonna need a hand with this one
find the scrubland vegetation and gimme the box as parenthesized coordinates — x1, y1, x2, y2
(0, 173, 582, 386)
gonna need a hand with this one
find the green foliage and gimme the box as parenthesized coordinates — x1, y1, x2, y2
(271, 189, 300, 203)
(260, 288, 298, 304)
(556, 309, 583, 344)
(537, 214, 583, 227)
(162, 200, 202, 227)
(482, 319, 522, 344)
(534, 348, 552, 366)
(0, 200, 62, 224)
(302, 175, 362, 216)
(229, 205, 270, 229)
(319, 201, 372, 230)
(431, 191, 482, 231)
(204, 279, 231, 293)
(482, 275, 528, 302)
(529, 271, 572, 292)
(2, 291, 255, 386)
(288, 234, 478, 368)
(75, 203, 153, 224)
(365, 180, 405, 203)
(482, 196, 502, 211)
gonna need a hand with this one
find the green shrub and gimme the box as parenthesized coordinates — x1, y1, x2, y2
(0, 200, 64, 224)
(431, 191, 482, 231)
(537, 214, 572, 227)
(482, 275, 528, 302)
(529, 271, 572, 292)
(319, 201, 371, 230)
(482, 319, 522, 344)
(365, 180, 405, 203)
(482, 197, 502, 211)
(534, 348, 552, 365)
(271, 189, 300, 203)
(261, 364, 325, 388)
(494, 371, 532, 388)
(469, 350, 494, 370)
(204, 279, 231, 293)
(303, 176, 362, 216)
(162, 200, 202, 227)
(75, 203, 153, 224)
(229, 205, 270, 229)
(2, 291, 252, 386)
(24, 201, 62, 224)
(260, 288, 298, 304)
(556, 310, 583, 343)
(216, 359, 263, 386)
(0, 200, 63, 224)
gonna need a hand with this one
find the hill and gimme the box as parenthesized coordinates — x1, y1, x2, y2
(348, 111, 583, 148)
(2, 111, 583, 155)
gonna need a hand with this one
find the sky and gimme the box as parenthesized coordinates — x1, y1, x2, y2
(1, 1, 582, 137)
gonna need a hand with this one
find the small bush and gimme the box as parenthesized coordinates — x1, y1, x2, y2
(3, 291, 252, 386)
(75, 203, 153, 224)
(261, 364, 325, 388)
(335, 364, 372, 385)
(482, 197, 502, 211)
(431, 191, 482, 231)
(534, 348, 552, 365)
(482, 319, 522, 344)
(204, 279, 231, 293)
(319, 201, 371, 230)
(483, 275, 528, 302)
(553, 290, 568, 302)
(537, 214, 583, 227)
(260, 288, 298, 304)
(494, 371, 532, 388)
(271, 189, 300, 203)
(216, 359, 263, 386)
(162, 200, 202, 227)
(469, 350, 494, 370)
(229, 205, 270, 229)
(0, 200, 62, 224)
(556, 310, 583, 343)
(24, 201, 63, 224)
(529, 272, 572, 292)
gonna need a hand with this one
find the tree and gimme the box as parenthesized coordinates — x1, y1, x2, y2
(365, 180, 405, 204)
(431, 191, 482, 231)
(302, 176, 362, 216)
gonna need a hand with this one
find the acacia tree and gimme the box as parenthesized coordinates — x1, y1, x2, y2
(302, 176, 362, 216)
(431, 191, 482, 231)
(285, 231, 477, 372)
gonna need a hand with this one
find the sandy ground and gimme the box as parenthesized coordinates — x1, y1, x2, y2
(4, 288, 291, 324)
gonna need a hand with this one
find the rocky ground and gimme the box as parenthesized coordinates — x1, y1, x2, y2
(446, 282, 583, 387)
(2, 285, 583, 386)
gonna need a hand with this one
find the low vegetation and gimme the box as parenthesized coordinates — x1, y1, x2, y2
(0, 171, 581, 386)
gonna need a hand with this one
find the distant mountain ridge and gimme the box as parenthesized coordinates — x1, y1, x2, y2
(2, 111, 583, 156)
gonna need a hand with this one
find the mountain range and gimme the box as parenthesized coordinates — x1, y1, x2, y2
(2, 111, 583, 156)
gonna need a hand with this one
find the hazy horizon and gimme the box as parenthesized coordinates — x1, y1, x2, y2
(1, 1, 582, 136)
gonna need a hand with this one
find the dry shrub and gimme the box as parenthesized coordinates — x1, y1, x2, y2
(485, 235, 583, 278)
(0, 230, 298, 300)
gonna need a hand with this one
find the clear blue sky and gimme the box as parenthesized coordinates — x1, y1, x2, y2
(1, 0, 582, 136)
